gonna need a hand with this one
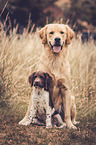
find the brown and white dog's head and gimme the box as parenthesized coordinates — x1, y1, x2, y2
(39, 24, 74, 53)
(29, 71, 53, 91)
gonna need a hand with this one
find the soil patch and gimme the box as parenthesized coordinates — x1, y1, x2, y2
(0, 109, 96, 145)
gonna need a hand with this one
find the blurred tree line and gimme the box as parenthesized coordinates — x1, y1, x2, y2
(0, 0, 57, 29)
(0, 0, 96, 32)
(64, 0, 96, 32)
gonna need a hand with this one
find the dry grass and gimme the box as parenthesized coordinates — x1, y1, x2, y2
(0, 22, 96, 119)
(69, 39, 96, 117)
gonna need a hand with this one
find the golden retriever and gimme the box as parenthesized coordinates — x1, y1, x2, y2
(38, 23, 78, 129)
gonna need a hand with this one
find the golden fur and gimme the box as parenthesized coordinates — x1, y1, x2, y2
(52, 79, 79, 126)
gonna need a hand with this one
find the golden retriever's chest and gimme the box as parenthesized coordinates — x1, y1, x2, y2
(40, 57, 69, 78)
(49, 62, 63, 77)
(39, 54, 70, 86)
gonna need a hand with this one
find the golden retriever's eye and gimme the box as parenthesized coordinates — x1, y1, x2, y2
(50, 31, 54, 34)
(60, 31, 64, 34)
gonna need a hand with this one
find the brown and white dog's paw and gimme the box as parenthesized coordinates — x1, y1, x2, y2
(19, 120, 31, 126)
(59, 122, 66, 128)
(18, 120, 25, 125)
(46, 125, 52, 128)
(18, 118, 26, 125)
(46, 121, 53, 128)
(54, 122, 66, 128)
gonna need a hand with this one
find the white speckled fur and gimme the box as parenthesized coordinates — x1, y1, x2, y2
(19, 87, 53, 127)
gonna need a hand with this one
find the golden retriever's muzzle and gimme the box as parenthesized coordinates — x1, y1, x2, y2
(49, 37, 64, 53)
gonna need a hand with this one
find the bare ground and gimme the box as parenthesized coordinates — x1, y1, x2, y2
(0, 105, 96, 145)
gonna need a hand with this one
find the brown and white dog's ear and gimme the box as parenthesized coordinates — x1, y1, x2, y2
(39, 25, 48, 44)
(28, 72, 36, 87)
(44, 73, 53, 91)
(65, 25, 74, 45)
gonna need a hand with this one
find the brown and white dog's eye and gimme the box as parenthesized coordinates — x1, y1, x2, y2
(33, 75, 37, 79)
(40, 76, 44, 79)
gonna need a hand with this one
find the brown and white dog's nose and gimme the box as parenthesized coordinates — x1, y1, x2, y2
(34, 81, 40, 87)
(34, 79, 45, 88)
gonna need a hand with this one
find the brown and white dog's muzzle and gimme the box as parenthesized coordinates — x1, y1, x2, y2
(33, 78, 45, 89)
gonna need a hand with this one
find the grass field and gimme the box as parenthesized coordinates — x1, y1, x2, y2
(0, 22, 96, 144)
(0, 23, 95, 116)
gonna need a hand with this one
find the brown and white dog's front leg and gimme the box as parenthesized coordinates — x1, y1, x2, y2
(45, 91, 52, 128)
(46, 106, 52, 128)
(62, 89, 77, 129)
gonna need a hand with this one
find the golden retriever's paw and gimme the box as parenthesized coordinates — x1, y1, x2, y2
(73, 120, 80, 125)
(67, 123, 77, 130)
(66, 120, 77, 130)
(68, 124, 77, 130)
(71, 124, 77, 130)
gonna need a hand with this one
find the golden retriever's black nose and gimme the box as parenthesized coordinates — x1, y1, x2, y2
(55, 37, 61, 44)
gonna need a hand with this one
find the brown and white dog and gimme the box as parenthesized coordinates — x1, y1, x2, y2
(19, 71, 66, 128)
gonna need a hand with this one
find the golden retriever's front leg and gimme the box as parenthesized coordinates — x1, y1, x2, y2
(62, 89, 77, 129)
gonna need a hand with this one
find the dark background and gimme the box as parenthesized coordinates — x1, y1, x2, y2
(0, 0, 96, 31)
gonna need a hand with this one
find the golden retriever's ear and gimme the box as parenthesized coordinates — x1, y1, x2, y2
(39, 26, 48, 44)
(65, 25, 74, 45)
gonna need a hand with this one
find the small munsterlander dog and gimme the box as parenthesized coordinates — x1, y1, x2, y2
(19, 71, 65, 128)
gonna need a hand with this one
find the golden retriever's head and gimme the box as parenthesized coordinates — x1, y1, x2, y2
(39, 24, 74, 53)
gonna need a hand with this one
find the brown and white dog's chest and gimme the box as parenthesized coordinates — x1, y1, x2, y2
(32, 87, 52, 113)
